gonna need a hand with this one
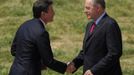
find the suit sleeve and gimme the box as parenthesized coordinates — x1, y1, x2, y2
(72, 23, 91, 71)
(11, 36, 17, 56)
(90, 21, 122, 74)
(36, 31, 67, 74)
(72, 49, 84, 70)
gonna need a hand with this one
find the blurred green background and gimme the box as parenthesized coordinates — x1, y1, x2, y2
(0, 0, 134, 75)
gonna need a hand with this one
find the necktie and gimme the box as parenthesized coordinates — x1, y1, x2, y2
(90, 22, 96, 33)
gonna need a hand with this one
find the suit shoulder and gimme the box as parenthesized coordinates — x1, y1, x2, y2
(105, 16, 117, 25)
(104, 16, 121, 33)
(22, 19, 46, 33)
(18, 19, 47, 39)
(104, 16, 120, 29)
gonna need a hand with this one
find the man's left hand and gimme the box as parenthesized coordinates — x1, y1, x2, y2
(84, 70, 93, 75)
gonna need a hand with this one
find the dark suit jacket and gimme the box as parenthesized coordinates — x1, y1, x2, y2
(9, 18, 67, 75)
(73, 14, 122, 75)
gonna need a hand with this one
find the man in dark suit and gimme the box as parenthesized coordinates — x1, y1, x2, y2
(67, 0, 122, 75)
(9, 0, 67, 75)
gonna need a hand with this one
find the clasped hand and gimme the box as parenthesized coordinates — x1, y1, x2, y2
(66, 62, 76, 74)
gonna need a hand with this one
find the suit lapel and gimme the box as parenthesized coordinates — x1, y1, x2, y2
(84, 21, 94, 41)
(82, 21, 93, 50)
(85, 14, 108, 49)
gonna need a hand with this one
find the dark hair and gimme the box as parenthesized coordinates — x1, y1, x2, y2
(32, 0, 53, 18)
(94, 0, 105, 9)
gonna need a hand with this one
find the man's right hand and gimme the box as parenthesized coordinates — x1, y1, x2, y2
(66, 62, 76, 74)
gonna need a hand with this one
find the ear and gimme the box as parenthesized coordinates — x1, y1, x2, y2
(97, 4, 103, 12)
(96, 5, 99, 11)
(96, 6, 102, 13)
(41, 11, 46, 16)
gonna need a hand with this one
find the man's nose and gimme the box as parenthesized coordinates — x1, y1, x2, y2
(84, 8, 88, 14)
(84, 8, 86, 13)
(84, 10, 88, 15)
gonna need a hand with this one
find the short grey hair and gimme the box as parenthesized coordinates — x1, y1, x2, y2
(92, 0, 105, 9)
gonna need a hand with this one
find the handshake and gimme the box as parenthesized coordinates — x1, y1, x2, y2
(65, 62, 93, 75)
(66, 62, 76, 74)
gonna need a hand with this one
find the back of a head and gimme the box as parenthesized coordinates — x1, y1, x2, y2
(33, 0, 53, 18)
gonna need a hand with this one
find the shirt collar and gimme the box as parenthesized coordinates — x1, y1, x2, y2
(39, 18, 46, 26)
(95, 11, 106, 25)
